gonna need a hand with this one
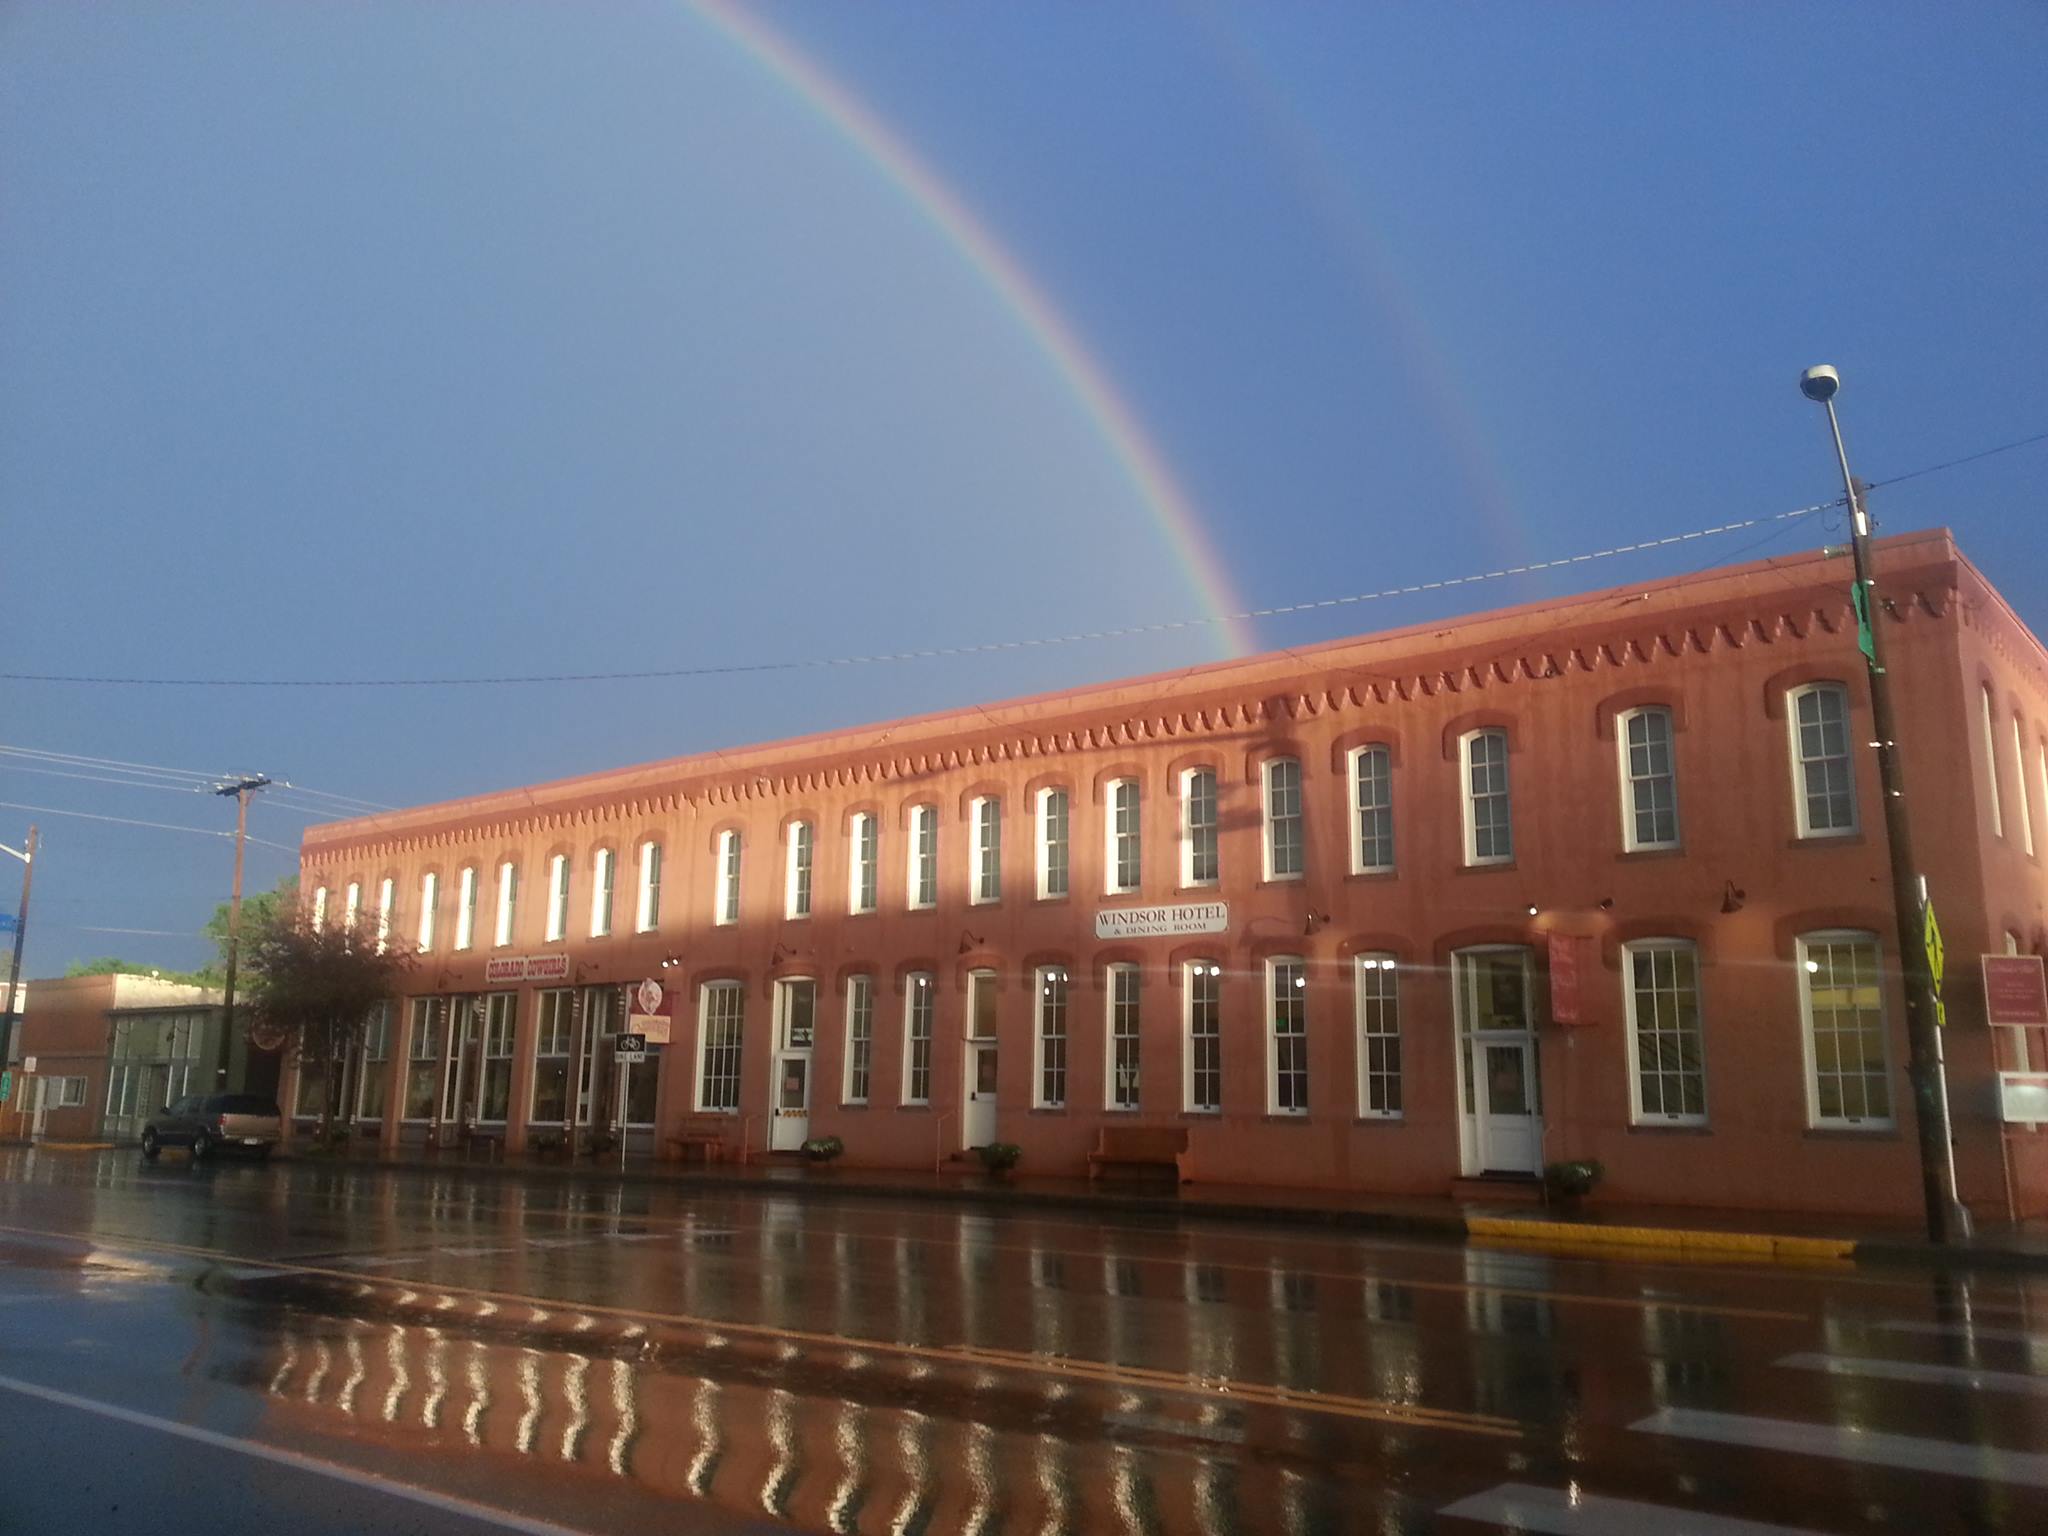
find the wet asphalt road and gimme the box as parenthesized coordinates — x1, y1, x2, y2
(0, 1149, 2045, 1535)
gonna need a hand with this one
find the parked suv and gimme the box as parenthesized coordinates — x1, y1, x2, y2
(141, 1093, 283, 1161)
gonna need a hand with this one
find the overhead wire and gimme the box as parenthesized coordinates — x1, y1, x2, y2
(0, 800, 299, 854)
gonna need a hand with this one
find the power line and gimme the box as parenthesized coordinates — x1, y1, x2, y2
(0, 800, 299, 854)
(1866, 429, 2048, 490)
(0, 500, 1841, 690)
(0, 746, 391, 812)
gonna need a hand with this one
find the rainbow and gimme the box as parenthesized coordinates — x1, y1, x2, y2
(686, 0, 1257, 658)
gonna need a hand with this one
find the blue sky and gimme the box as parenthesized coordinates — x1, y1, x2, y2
(2, 1, 2044, 976)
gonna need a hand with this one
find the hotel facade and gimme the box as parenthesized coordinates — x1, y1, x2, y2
(293, 530, 2048, 1220)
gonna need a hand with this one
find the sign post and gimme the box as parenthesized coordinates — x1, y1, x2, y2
(613, 1033, 648, 1171)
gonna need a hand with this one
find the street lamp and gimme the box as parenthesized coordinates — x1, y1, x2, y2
(1799, 365, 1970, 1243)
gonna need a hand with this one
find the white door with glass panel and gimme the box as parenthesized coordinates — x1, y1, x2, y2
(770, 979, 815, 1151)
(963, 970, 998, 1148)
(1453, 948, 1544, 1175)
(29, 1077, 50, 1140)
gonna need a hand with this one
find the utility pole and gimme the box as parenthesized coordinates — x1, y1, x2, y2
(0, 826, 38, 1074)
(214, 776, 272, 1038)
(1799, 366, 1971, 1243)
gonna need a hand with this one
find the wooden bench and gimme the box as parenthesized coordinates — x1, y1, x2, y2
(667, 1130, 730, 1165)
(1087, 1125, 1190, 1183)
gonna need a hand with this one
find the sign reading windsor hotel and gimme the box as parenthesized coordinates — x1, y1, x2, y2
(1093, 901, 1229, 940)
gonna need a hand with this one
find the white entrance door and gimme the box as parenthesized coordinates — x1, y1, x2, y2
(30, 1078, 50, 1141)
(964, 1041, 998, 1147)
(1475, 1037, 1541, 1174)
(1453, 947, 1544, 1176)
(770, 979, 815, 1151)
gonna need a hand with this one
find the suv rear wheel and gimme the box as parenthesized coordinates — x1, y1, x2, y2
(191, 1130, 213, 1161)
(141, 1128, 160, 1161)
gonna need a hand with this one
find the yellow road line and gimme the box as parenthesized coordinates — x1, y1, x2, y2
(0, 1221, 1520, 1440)
(1467, 1217, 1855, 1266)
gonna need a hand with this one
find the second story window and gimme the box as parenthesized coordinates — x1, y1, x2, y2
(1263, 757, 1304, 880)
(493, 860, 519, 948)
(312, 885, 329, 933)
(1106, 779, 1141, 894)
(590, 847, 615, 937)
(376, 877, 394, 952)
(1182, 768, 1218, 886)
(1619, 707, 1680, 851)
(637, 841, 663, 932)
(1461, 729, 1513, 865)
(1790, 683, 1857, 837)
(455, 866, 477, 950)
(2013, 716, 2037, 858)
(545, 854, 569, 942)
(715, 830, 741, 926)
(344, 881, 362, 930)
(1037, 788, 1070, 899)
(1350, 745, 1394, 873)
(972, 797, 1001, 903)
(849, 813, 877, 914)
(786, 821, 813, 919)
(908, 805, 937, 910)
(1982, 686, 2005, 838)
(417, 871, 437, 952)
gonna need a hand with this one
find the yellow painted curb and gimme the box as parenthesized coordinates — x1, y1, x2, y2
(1467, 1216, 1854, 1265)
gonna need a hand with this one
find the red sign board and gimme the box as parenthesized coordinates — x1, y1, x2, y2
(1549, 934, 1589, 1026)
(1984, 955, 2048, 1028)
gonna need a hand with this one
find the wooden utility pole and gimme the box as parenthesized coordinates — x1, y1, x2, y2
(214, 776, 271, 1035)
(0, 826, 38, 1073)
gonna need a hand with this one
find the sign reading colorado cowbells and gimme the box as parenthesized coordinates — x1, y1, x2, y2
(1094, 901, 1228, 940)
(482, 953, 571, 984)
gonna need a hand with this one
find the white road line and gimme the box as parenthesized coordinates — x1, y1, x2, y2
(1440, 1482, 1826, 1534)
(1634, 1407, 2048, 1488)
(1873, 1320, 2048, 1345)
(1778, 1352, 2048, 1395)
(0, 1371, 598, 1535)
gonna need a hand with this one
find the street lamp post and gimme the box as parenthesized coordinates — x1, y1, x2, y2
(1799, 365, 1971, 1243)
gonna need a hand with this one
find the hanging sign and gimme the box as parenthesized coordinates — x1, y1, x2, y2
(1094, 901, 1228, 940)
(1984, 955, 2048, 1029)
(629, 981, 674, 1045)
(482, 953, 572, 984)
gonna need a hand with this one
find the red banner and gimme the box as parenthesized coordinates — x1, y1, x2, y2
(1984, 955, 2048, 1028)
(1549, 934, 1589, 1026)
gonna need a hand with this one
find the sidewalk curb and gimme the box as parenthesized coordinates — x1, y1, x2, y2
(272, 1148, 2041, 1273)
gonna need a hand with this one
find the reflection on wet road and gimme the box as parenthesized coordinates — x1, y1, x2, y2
(1, 1148, 2045, 1533)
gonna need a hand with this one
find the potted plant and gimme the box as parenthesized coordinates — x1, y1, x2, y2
(587, 1129, 619, 1158)
(1543, 1158, 1605, 1208)
(529, 1130, 568, 1159)
(977, 1141, 1023, 1177)
(800, 1135, 844, 1164)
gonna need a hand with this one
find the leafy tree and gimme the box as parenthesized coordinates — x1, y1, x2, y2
(242, 904, 413, 1143)
(204, 876, 297, 975)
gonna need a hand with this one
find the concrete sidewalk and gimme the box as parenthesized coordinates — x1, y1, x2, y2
(276, 1142, 2048, 1275)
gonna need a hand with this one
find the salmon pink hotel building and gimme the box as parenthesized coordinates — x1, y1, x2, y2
(292, 531, 2048, 1221)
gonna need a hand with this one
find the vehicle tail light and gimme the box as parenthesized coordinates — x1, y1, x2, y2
(216, 1114, 230, 1131)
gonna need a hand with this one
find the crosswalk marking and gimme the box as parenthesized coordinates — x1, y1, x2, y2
(1778, 1351, 2048, 1396)
(1634, 1407, 2048, 1488)
(1439, 1483, 1826, 1534)
(1872, 1320, 2048, 1345)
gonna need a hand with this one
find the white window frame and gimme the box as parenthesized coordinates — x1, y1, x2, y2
(356, 1002, 392, 1120)
(1105, 963, 1140, 1110)
(970, 796, 1001, 905)
(312, 885, 328, 933)
(1981, 686, 2005, 838)
(1184, 959, 1222, 1113)
(902, 973, 934, 1106)
(1267, 956, 1309, 1116)
(637, 841, 662, 933)
(1460, 730, 1513, 866)
(1348, 744, 1395, 874)
(545, 854, 569, 942)
(417, 871, 438, 952)
(1105, 779, 1141, 895)
(715, 830, 741, 927)
(1617, 706, 1681, 852)
(590, 847, 615, 938)
(1788, 682, 1859, 838)
(848, 813, 877, 915)
(344, 881, 362, 931)
(907, 805, 937, 911)
(1622, 939, 1707, 1126)
(785, 822, 813, 920)
(1354, 955, 1402, 1119)
(455, 867, 477, 950)
(493, 860, 518, 948)
(376, 876, 394, 953)
(843, 974, 874, 1105)
(2012, 716, 2035, 858)
(1036, 787, 1070, 900)
(1034, 966, 1069, 1109)
(1180, 767, 1219, 887)
(1262, 756, 1304, 882)
(695, 981, 745, 1113)
(1796, 930, 1895, 1130)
